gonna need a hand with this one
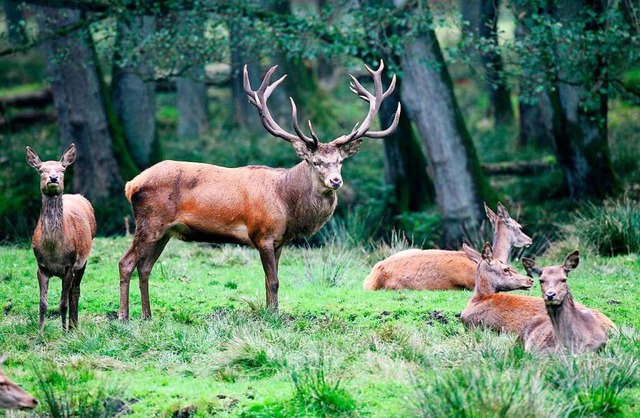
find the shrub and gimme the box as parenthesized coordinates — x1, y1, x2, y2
(569, 195, 640, 256)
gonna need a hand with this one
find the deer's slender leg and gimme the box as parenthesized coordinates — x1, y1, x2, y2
(257, 240, 279, 312)
(37, 268, 49, 329)
(69, 263, 86, 329)
(60, 267, 74, 331)
(137, 235, 171, 320)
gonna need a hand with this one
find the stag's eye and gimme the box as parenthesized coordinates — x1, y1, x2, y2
(503, 268, 511, 275)
(312, 161, 321, 167)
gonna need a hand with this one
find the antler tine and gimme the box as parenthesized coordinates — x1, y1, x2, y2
(331, 60, 401, 147)
(308, 120, 320, 144)
(290, 98, 318, 148)
(244, 64, 317, 146)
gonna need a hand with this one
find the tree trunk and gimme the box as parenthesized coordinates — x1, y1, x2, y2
(112, 15, 159, 169)
(34, 7, 124, 199)
(3, 0, 27, 43)
(400, 29, 499, 248)
(550, 0, 618, 198)
(176, 12, 209, 140)
(381, 72, 433, 215)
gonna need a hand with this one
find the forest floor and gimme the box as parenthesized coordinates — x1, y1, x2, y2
(1, 237, 639, 417)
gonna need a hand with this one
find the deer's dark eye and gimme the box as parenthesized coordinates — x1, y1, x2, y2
(313, 161, 321, 167)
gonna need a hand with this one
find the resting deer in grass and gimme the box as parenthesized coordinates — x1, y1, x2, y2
(460, 245, 615, 334)
(363, 202, 532, 290)
(519, 252, 609, 354)
(118, 61, 401, 319)
(0, 354, 38, 410)
(26, 144, 96, 330)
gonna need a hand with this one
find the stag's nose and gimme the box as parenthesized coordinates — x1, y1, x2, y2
(49, 175, 59, 183)
(329, 177, 343, 189)
(545, 291, 556, 301)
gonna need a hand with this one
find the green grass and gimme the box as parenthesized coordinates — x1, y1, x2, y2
(0, 237, 639, 417)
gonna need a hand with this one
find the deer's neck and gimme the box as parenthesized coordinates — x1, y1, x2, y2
(280, 162, 337, 239)
(546, 292, 585, 352)
(473, 263, 495, 296)
(39, 194, 64, 242)
(491, 221, 510, 263)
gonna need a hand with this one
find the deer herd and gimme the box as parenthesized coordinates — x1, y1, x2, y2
(2, 61, 618, 410)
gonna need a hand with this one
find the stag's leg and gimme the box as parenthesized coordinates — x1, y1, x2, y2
(69, 263, 86, 329)
(60, 267, 74, 331)
(257, 241, 280, 312)
(136, 235, 171, 320)
(37, 268, 50, 329)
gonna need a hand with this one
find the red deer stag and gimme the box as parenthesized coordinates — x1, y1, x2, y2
(118, 61, 401, 320)
(460, 246, 614, 334)
(26, 144, 96, 330)
(519, 252, 610, 354)
(363, 202, 532, 290)
(0, 354, 38, 410)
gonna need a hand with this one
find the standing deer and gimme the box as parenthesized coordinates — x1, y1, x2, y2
(118, 61, 401, 320)
(0, 354, 38, 410)
(460, 245, 615, 334)
(519, 252, 610, 354)
(26, 144, 96, 330)
(363, 202, 532, 290)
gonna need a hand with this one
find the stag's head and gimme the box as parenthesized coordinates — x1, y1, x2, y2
(522, 251, 579, 306)
(244, 61, 401, 191)
(464, 242, 534, 292)
(26, 144, 76, 196)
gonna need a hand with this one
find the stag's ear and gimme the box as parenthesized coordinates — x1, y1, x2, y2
(496, 202, 512, 221)
(290, 140, 313, 161)
(481, 242, 493, 263)
(522, 258, 542, 277)
(26, 146, 42, 169)
(60, 143, 76, 167)
(484, 202, 498, 228)
(339, 138, 363, 159)
(462, 243, 482, 265)
(563, 251, 580, 274)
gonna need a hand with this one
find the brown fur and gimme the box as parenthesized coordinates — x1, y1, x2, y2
(0, 354, 38, 410)
(519, 253, 610, 354)
(27, 144, 96, 330)
(363, 202, 532, 291)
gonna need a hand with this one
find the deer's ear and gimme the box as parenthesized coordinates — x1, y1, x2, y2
(497, 202, 512, 221)
(339, 138, 363, 159)
(26, 146, 42, 169)
(60, 143, 76, 167)
(290, 140, 313, 161)
(481, 242, 493, 262)
(484, 202, 498, 228)
(522, 258, 542, 277)
(563, 251, 580, 274)
(462, 243, 482, 265)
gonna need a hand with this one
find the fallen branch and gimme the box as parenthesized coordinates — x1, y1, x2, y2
(482, 160, 557, 176)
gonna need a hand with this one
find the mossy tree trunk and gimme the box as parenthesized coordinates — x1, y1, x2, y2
(112, 15, 160, 169)
(399, 7, 500, 248)
(550, 0, 618, 198)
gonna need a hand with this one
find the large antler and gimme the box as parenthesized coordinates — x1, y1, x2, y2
(331, 60, 401, 147)
(243, 65, 318, 149)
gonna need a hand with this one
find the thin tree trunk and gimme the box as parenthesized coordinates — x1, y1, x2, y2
(34, 6, 125, 202)
(400, 28, 499, 248)
(551, 0, 618, 198)
(112, 15, 159, 169)
(176, 12, 209, 140)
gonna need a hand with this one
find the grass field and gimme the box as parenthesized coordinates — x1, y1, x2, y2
(1, 236, 639, 417)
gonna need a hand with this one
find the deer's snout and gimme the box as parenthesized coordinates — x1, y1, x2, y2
(544, 291, 556, 301)
(20, 397, 38, 410)
(48, 175, 59, 184)
(328, 176, 343, 190)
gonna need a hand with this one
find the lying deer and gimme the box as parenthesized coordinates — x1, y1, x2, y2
(363, 202, 532, 290)
(118, 61, 401, 319)
(519, 252, 610, 354)
(0, 354, 38, 410)
(26, 144, 96, 330)
(460, 246, 614, 334)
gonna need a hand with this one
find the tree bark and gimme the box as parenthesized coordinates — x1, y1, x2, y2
(3, 0, 27, 43)
(550, 0, 618, 198)
(399, 26, 499, 248)
(34, 6, 124, 199)
(176, 12, 209, 140)
(112, 15, 159, 169)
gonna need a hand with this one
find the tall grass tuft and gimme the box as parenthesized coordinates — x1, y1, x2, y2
(569, 195, 640, 256)
(33, 362, 126, 417)
(300, 242, 355, 287)
(287, 352, 356, 416)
